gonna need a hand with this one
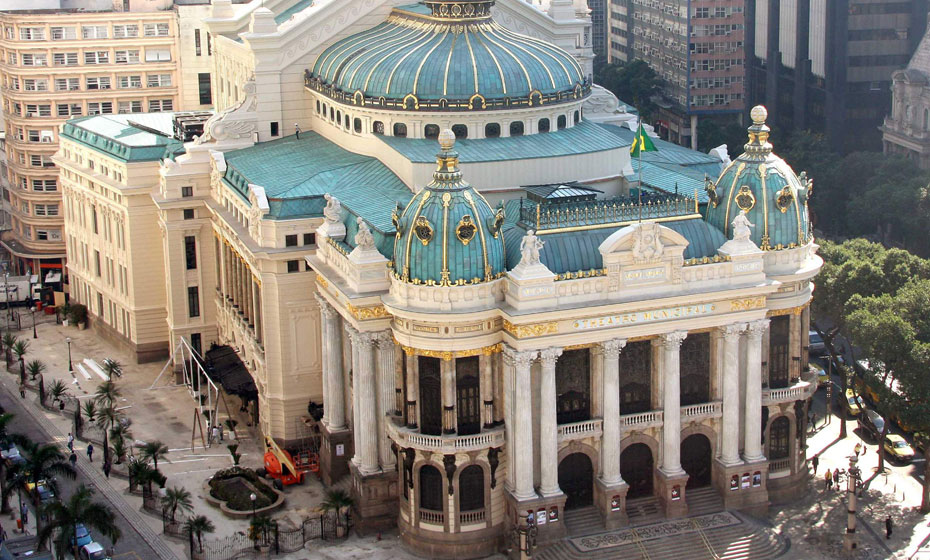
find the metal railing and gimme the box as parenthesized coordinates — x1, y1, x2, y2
(518, 193, 698, 231)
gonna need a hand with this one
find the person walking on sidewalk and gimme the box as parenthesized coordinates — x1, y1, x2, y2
(68, 452, 77, 469)
(67, 433, 74, 452)
(86, 443, 94, 462)
(811, 455, 819, 474)
(102, 459, 111, 479)
(211, 425, 219, 446)
(833, 468, 840, 490)
(825, 469, 832, 490)
(886, 516, 893, 539)
(18, 384, 24, 399)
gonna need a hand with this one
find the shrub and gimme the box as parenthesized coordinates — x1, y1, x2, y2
(208, 467, 277, 511)
(68, 304, 88, 324)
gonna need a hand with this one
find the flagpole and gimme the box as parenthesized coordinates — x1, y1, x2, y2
(638, 119, 643, 223)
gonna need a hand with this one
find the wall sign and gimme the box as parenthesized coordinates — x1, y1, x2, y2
(572, 303, 716, 331)
(335, 444, 344, 457)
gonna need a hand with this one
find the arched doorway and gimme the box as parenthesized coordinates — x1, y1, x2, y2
(620, 443, 654, 499)
(681, 434, 712, 488)
(558, 453, 593, 510)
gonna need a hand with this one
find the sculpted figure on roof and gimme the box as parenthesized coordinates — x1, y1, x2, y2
(519, 229, 544, 267)
(355, 218, 376, 252)
(323, 194, 342, 224)
(732, 210, 754, 241)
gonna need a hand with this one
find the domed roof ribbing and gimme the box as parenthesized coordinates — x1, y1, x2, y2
(307, 1, 589, 111)
(392, 130, 506, 285)
(703, 106, 812, 250)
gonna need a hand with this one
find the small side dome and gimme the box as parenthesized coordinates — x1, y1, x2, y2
(703, 105, 812, 250)
(392, 130, 506, 285)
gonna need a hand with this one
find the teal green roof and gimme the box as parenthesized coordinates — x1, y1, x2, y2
(380, 120, 625, 163)
(275, 0, 312, 24)
(703, 110, 812, 250)
(307, 3, 588, 111)
(393, 132, 506, 285)
(633, 160, 711, 203)
(221, 133, 413, 250)
(599, 124, 724, 178)
(60, 114, 183, 163)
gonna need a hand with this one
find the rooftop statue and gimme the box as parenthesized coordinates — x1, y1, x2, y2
(732, 210, 754, 241)
(323, 194, 342, 224)
(355, 218, 377, 252)
(519, 229, 544, 267)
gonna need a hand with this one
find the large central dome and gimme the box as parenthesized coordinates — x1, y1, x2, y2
(307, 1, 589, 111)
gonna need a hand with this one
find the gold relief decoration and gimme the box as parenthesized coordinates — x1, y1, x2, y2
(735, 185, 756, 212)
(489, 206, 505, 238)
(315, 274, 328, 290)
(767, 305, 807, 317)
(775, 186, 794, 214)
(397, 342, 501, 360)
(392, 204, 404, 237)
(414, 216, 434, 246)
(730, 297, 766, 312)
(346, 303, 391, 321)
(455, 215, 477, 246)
(564, 342, 595, 351)
(704, 177, 720, 207)
(502, 319, 558, 339)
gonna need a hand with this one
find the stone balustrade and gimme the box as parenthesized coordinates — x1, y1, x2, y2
(387, 420, 505, 454)
(619, 410, 664, 430)
(459, 510, 486, 526)
(557, 418, 603, 442)
(768, 458, 791, 479)
(762, 380, 816, 405)
(680, 401, 722, 421)
(419, 509, 444, 525)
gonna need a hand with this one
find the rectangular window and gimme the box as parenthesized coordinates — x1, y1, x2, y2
(303, 233, 315, 245)
(207, 32, 212, 55)
(92, 206, 98, 233)
(32, 179, 56, 191)
(185, 236, 197, 269)
(84, 51, 109, 64)
(270, 122, 279, 137)
(194, 29, 202, 56)
(36, 230, 49, 241)
(114, 50, 140, 64)
(25, 104, 51, 117)
(87, 102, 113, 115)
(143, 23, 170, 37)
(117, 75, 141, 89)
(95, 251, 101, 276)
(117, 100, 142, 114)
(144, 48, 171, 62)
(198, 73, 212, 105)
(57, 103, 82, 117)
(55, 78, 80, 91)
(20, 54, 48, 67)
(187, 286, 200, 318)
(285, 234, 298, 247)
(112, 24, 138, 38)
(147, 74, 172, 88)
(53, 52, 78, 66)
(82, 26, 108, 39)
(183, 209, 195, 220)
(86, 77, 112, 90)
(148, 99, 173, 112)
(50, 27, 77, 40)
(181, 186, 193, 197)
(19, 27, 45, 41)
(287, 260, 300, 273)
(23, 79, 47, 91)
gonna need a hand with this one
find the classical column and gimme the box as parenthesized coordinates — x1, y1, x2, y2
(441, 357, 456, 434)
(789, 311, 802, 382)
(253, 280, 263, 343)
(600, 338, 626, 486)
(479, 353, 494, 428)
(719, 324, 744, 466)
(350, 329, 379, 474)
(405, 352, 417, 428)
(744, 319, 769, 463)
(660, 331, 687, 476)
(538, 347, 563, 497)
(504, 346, 538, 500)
(314, 293, 333, 427)
(375, 331, 396, 471)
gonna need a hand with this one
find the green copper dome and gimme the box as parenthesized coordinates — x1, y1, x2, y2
(307, 1, 589, 112)
(392, 130, 506, 285)
(703, 106, 812, 250)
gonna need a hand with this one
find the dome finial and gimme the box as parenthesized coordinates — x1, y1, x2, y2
(743, 105, 772, 159)
(750, 105, 768, 125)
(439, 129, 456, 151)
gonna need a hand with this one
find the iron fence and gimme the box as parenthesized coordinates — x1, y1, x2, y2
(189, 514, 339, 560)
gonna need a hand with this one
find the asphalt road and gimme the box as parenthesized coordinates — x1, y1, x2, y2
(0, 388, 170, 560)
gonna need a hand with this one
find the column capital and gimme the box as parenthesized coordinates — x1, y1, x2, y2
(659, 330, 688, 349)
(538, 347, 563, 363)
(601, 338, 627, 357)
(313, 292, 336, 319)
(344, 323, 358, 338)
(372, 330, 394, 347)
(745, 318, 770, 339)
(502, 345, 538, 367)
(719, 322, 745, 341)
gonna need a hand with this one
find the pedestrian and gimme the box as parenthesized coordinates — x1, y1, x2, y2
(67, 433, 74, 452)
(886, 516, 893, 539)
(18, 384, 24, 399)
(86, 443, 94, 462)
(211, 425, 219, 445)
(103, 459, 111, 479)
(811, 412, 817, 429)
(68, 452, 77, 469)
(825, 469, 832, 490)
(833, 468, 840, 490)
(20, 502, 27, 525)
(219, 423, 224, 442)
(811, 455, 819, 474)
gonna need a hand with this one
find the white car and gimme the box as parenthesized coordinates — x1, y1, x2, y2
(79, 542, 108, 560)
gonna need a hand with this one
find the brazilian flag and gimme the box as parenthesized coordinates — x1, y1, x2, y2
(630, 122, 658, 157)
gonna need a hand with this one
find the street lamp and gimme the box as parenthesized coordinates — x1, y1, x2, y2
(66, 337, 73, 372)
(844, 454, 861, 552)
(250, 492, 257, 517)
(510, 512, 538, 559)
(854, 442, 862, 457)
(29, 306, 36, 339)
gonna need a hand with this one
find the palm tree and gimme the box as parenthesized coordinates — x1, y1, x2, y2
(80, 400, 97, 423)
(5, 441, 76, 546)
(320, 488, 354, 534)
(94, 380, 121, 409)
(12, 340, 28, 379)
(2, 333, 17, 364)
(25, 360, 45, 381)
(138, 440, 169, 471)
(95, 404, 122, 435)
(102, 359, 122, 380)
(184, 515, 215, 553)
(37, 484, 120, 558)
(161, 486, 193, 522)
(110, 436, 128, 465)
(48, 380, 69, 405)
(248, 514, 275, 549)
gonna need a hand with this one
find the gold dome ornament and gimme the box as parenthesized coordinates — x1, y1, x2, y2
(456, 215, 477, 246)
(750, 105, 768, 125)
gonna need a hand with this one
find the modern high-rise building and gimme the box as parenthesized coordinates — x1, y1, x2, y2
(607, 0, 746, 148)
(0, 0, 218, 282)
(747, 0, 928, 153)
(588, 0, 608, 56)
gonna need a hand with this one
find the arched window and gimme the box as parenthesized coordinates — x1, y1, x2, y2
(344, 114, 350, 129)
(373, 121, 385, 135)
(510, 121, 525, 136)
(424, 124, 440, 139)
(452, 124, 468, 139)
(315, 100, 321, 114)
(556, 349, 590, 424)
(574, 110, 580, 124)
(419, 356, 442, 435)
(769, 416, 790, 459)
(329, 107, 335, 121)
(557, 115, 567, 130)
(459, 465, 484, 511)
(336, 110, 342, 124)
(538, 118, 550, 133)
(485, 123, 501, 138)
(419, 465, 443, 511)
(393, 123, 408, 137)
(769, 316, 790, 389)
(354, 118, 362, 133)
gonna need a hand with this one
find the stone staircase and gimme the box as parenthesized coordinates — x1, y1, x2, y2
(563, 506, 605, 537)
(687, 486, 725, 516)
(626, 496, 663, 525)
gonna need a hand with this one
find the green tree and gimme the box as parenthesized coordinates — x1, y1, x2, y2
(95, 405, 122, 435)
(248, 515, 275, 549)
(0, 333, 16, 365)
(5, 442, 76, 545)
(184, 515, 215, 553)
(102, 359, 122, 380)
(48, 380, 69, 406)
(138, 440, 169, 471)
(161, 486, 193, 522)
(12, 340, 28, 380)
(37, 484, 120, 559)
(25, 360, 45, 381)
(595, 59, 662, 119)
(696, 117, 746, 153)
(80, 400, 97, 423)
(320, 488, 354, 533)
(94, 380, 122, 409)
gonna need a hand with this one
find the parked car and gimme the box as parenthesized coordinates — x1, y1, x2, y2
(25, 480, 55, 504)
(844, 389, 865, 416)
(0, 443, 24, 465)
(858, 409, 885, 441)
(883, 434, 915, 463)
(70, 523, 92, 548)
(809, 361, 828, 387)
(809, 330, 826, 356)
(78, 541, 108, 560)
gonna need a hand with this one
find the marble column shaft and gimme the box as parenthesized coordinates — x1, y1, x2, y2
(317, 298, 344, 430)
(539, 347, 563, 497)
(480, 353, 494, 428)
(744, 319, 769, 462)
(441, 358, 456, 434)
(350, 329, 379, 474)
(600, 339, 626, 486)
(720, 324, 744, 466)
(375, 332, 396, 470)
(505, 346, 538, 500)
(661, 331, 687, 476)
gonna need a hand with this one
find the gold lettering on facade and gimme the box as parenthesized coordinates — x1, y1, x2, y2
(412, 323, 441, 333)
(454, 323, 484, 333)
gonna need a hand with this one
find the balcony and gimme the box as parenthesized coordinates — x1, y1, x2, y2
(680, 401, 722, 422)
(458, 509, 486, 526)
(768, 458, 791, 479)
(557, 419, 603, 443)
(387, 419, 505, 454)
(418, 509, 444, 526)
(620, 410, 664, 430)
(762, 379, 816, 405)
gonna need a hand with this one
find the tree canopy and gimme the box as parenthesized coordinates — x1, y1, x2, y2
(594, 59, 662, 120)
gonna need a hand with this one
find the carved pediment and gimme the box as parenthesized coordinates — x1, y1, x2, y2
(598, 222, 690, 291)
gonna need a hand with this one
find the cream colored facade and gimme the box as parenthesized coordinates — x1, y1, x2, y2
(0, 9, 181, 275)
